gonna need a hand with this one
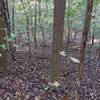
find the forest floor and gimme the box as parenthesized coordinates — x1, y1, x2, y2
(0, 42, 100, 100)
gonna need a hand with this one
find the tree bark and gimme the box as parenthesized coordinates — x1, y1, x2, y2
(80, 0, 93, 64)
(34, 2, 37, 48)
(50, 0, 66, 82)
(0, 0, 7, 72)
(38, 0, 46, 48)
(77, 0, 93, 99)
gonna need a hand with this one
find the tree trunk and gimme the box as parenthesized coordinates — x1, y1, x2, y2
(0, 0, 7, 72)
(12, 0, 15, 34)
(38, 0, 46, 48)
(20, 0, 31, 57)
(50, 0, 66, 82)
(34, 2, 37, 48)
(77, 0, 93, 99)
(80, 0, 93, 64)
(67, 0, 71, 49)
(10, 0, 16, 61)
(5, 0, 15, 61)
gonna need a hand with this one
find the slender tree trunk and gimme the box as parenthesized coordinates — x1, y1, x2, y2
(45, 0, 48, 13)
(10, 0, 16, 61)
(0, 0, 7, 72)
(67, 0, 71, 49)
(26, 16, 31, 57)
(12, 0, 15, 34)
(34, 2, 37, 48)
(29, 13, 33, 43)
(50, 0, 66, 82)
(76, 0, 93, 99)
(79, 0, 93, 67)
(6, 0, 16, 61)
(88, 17, 95, 67)
(20, 0, 31, 57)
(65, 0, 71, 65)
(38, 0, 46, 48)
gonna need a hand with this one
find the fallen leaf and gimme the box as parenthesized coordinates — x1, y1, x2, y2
(59, 51, 66, 56)
(0, 53, 2, 57)
(48, 81, 60, 87)
(70, 57, 80, 63)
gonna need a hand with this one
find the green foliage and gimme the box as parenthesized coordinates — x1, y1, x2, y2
(0, 44, 6, 50)
(65, 0, 84, 17)
(94, 0, 100, 5)
(9, 0, 100, 39)
(4, 33, 16, 42)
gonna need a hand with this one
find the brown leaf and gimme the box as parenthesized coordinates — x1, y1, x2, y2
(61, 94, 69, 100)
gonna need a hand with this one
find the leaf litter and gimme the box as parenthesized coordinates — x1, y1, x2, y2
(0, 45, 100, 100)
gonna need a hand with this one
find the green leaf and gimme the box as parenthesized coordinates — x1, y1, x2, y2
(0, 44, 6, 50)
(10, 33, 16, 39)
